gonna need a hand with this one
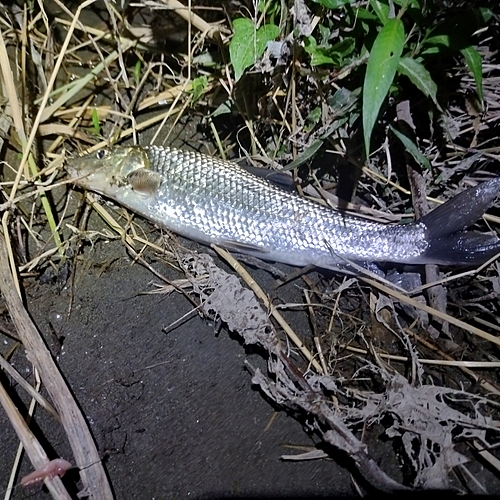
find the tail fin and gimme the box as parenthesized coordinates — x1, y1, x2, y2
(416, 178, 500, 265)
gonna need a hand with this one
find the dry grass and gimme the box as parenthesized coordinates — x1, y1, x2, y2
(0, 0, 499, 497)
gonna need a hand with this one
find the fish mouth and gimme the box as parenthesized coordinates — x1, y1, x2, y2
(65, 163, 78, 178)
(65, 152, 105, 181)
(65, 163, 91, 186)
(64, 158, 103, 192)
(64, 153, 85, 177)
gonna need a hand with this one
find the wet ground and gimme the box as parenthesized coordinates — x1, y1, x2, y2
(0, 219, 356, 498)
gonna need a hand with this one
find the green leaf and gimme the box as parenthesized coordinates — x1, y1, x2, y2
(369, 0, 390, 24)
(362, 17, 405, 156)
(211, 100, 233, 118)
(311, 0, 355, 8)
(423, 9, 483, 55)
(389, 125, 431, 171)
(423, 33, 451, 53)
(318, 24, 331, 45)
(356, 8, 379, 21)
(331, 38, 355, 59)
(478, 7, 493, 23)
(284, 140, 324, 170)
(370, 0, 421, 23)
(393, 0, 421, 7)
(304, 37, 355, 67)
(191, 75, 208, 104)
(133, 60, 141, 86)
(229, 18, 279, 81)
(304, 37, 335, 66)
(307, 107, 322, 125)
(398, 56, 441, 111)
(91, 108, 100, 135)
(329, 87, 359, 116)
(258, 0, 281, 18)
(461, 45, 483, 105)
(257, 24, 280, 51)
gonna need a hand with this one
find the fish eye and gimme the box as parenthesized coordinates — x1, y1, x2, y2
(96, 149, 108, 160)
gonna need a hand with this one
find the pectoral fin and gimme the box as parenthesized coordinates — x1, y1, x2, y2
(127, 168, 162, 196)
(218, 239, 270, 255)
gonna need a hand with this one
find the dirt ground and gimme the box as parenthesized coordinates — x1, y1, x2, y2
(0, 113, 497, 500)
(0, 222, 359, 499)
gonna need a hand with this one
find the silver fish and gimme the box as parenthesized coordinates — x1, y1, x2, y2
(66, 145, 500, 269)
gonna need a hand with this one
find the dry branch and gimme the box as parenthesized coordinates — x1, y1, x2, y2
(0, 380, 71, 500)
(0, 231, 113, 500)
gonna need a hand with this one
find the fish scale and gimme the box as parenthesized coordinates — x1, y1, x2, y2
(145, 146, 427, 264)
(66, 145, 500, 269)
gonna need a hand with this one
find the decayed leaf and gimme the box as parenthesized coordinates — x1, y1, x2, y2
(348, 366, 495, 489)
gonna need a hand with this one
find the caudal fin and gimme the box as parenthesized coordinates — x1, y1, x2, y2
(416, 178, 500, 266)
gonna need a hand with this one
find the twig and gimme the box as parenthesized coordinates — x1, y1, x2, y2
(0, 354, 59, 420)
(362, 276, 500, 348)
(0, 380, 71, 500)
(6, 368, 42, 500)
(0, 230, 113, 500)
(397, 100, 448, 336)
(83, 193, 136, 248)
(340, 345, 500, 368)
(362, 165, 500, 225)
(159, 0, 228, 41)
(411, 333, 500, 397)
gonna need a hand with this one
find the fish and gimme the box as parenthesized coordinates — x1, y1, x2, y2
(66, 145, 500, 269)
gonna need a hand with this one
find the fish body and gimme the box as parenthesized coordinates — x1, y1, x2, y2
(66, 145, 500, 269)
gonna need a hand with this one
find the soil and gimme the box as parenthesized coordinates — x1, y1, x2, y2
(0, 221, 356, 499)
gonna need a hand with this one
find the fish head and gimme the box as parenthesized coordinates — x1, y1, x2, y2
(66, 145, 165, 214)
(66, 146, 148, 195)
